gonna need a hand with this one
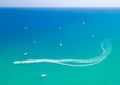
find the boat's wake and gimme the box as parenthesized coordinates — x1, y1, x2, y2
(13, 38, 112, 67)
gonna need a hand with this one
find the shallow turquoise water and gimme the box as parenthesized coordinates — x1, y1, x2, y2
(0, 8, 120, 85)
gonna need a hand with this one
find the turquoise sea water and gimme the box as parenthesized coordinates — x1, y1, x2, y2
(0, 8, 120, 85)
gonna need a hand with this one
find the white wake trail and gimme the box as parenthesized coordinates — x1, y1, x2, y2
(13, 38, 112, 67)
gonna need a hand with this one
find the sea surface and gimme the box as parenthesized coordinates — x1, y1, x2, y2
(0, 8, 120, 85)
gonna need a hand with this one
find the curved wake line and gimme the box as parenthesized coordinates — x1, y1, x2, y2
(13, 38, 112, 67)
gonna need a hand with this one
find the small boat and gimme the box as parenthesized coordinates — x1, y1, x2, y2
(32, 41, 37, 44)
(23, 52, 28, 56)
(40, 74, 46, 79)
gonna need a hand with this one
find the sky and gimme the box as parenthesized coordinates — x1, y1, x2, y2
(0, 0, 120, 7)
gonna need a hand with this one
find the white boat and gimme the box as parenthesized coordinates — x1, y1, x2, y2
(23, 52, 28, 56)
(40, 74, 46, 79)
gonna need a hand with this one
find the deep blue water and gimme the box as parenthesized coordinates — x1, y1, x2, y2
(0, 8, 120, 85)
